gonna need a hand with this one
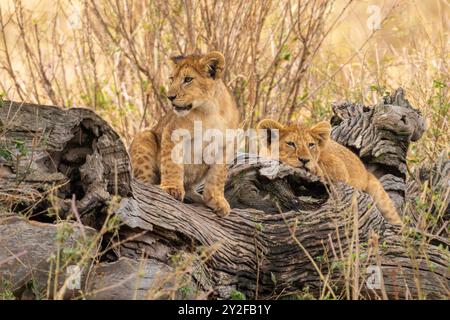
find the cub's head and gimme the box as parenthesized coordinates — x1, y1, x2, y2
(167, 51, 226, 116)
(257, 119, 331, 171)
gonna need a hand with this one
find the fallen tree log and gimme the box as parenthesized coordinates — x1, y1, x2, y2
(85, 257, 202, 300)
(331, 88, 426, 211)
(0, 100, 131, 221)
(0, 90, 448, 300)
(118, 163, 449, 299)
(0, 216, 97, 299)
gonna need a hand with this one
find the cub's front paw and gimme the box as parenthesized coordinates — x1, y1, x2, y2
(204, 196, 231, 217)
(161, 184, 185, 201)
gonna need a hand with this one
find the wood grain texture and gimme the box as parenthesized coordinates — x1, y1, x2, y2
(0, 216, 96, 298)
(331, 88, 426, 210)
(0, 90, 448, 300)
(86, 257, 199, 300)
(117, 162, 449, 299)
(0, 100, 131, 220)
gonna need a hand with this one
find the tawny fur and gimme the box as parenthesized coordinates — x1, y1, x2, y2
(130, 52, 239, 216)
(258, 119, 403, 225)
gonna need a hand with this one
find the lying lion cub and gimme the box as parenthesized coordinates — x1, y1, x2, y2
(257, 119, 403, 225)
(130, 52, 239, 216)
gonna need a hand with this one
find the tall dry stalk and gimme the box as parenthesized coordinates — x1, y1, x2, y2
(0, 0, 341, 143)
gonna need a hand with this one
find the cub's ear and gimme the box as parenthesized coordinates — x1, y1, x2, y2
(257, 119, 285, 146)
(199, 51, 225, 79)
(310, 121, 331, 145)
(257, 119, 285, 131)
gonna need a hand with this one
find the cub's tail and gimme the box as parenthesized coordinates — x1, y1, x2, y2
(365, 172, 403, 225)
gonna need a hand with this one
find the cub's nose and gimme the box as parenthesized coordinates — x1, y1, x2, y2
(298, 158, 310, 165)
(167, 95, 177, 102)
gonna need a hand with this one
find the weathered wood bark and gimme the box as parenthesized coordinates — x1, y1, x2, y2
(406, 150, 449, 235)
(0, 216, 96, 299)
(0, 92, 448, 300)
(86, 257, 203, 300)
(0, 100, 130, 222)
(118, 164, 449, 299)
(331, 88, 426, 211)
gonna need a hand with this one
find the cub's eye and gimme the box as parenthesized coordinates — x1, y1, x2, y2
(308, 142, 316, 149)
(286, 141, 296, 148)
(184, 76, 193, 83)
(169, 77, 174, 83)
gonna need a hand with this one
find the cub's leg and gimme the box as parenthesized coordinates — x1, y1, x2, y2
(203, 163, 230, 216)
(160, 129, 185, 201)
(129, 129, 160, 184)
(317, 156, 350, 185)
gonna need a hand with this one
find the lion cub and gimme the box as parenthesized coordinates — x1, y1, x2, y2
(258, 119, 403, 225)
(130, 52, 239, 216)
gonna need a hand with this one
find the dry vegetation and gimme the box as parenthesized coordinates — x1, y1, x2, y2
(0, 0, 447, 154)
(0, 0, 448, 300)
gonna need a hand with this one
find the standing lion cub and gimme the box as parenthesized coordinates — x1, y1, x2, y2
(257, 119, 403, 225)
(130, 52, 239, 216)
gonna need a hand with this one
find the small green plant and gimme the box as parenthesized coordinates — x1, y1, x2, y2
(0, 148, 12, 162)
(14, 140, 28, 157)
(255, 223, 264, 232)
(178, 285, 195, 299)
(230, 289, 246, 300)
(0, 289, 15, 300)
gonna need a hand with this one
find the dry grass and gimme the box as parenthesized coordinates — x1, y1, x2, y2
(0, 1, 447, 159)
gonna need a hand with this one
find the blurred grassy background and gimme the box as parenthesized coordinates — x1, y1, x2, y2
(0, 0, 448, 165)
